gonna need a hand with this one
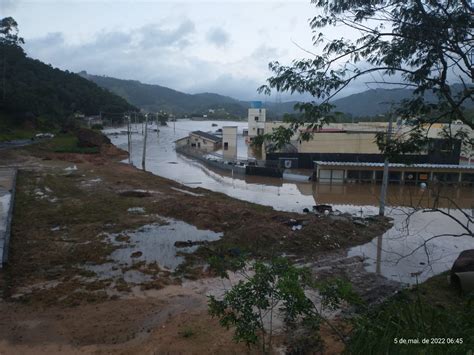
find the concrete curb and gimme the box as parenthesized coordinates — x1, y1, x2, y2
(2, 168, 18, 267)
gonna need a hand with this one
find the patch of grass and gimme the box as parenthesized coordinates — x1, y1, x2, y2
(140, 279, 170, 290)
(77, 269, 97, 278)
(179, 326, 197, 338)
(0, 127, 35, 141)
(0, 112, 35, 141)
(115, 278, 131, 292)
(347, 272, 474, 354)
(47, 134, 99, 154)
(54, 146, 99, 154)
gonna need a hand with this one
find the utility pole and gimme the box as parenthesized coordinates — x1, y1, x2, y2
(379, 114, 393, 216)
(142, 113, 149, 170)
(127, 114, 132, 164)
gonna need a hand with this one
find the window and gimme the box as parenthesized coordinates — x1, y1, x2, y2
(224, 142, 229, 150)
(440, 141, 454, 153)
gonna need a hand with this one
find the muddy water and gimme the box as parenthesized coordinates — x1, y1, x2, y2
(347, 207, 473, 284)
(87, 216, 222, 284)
(105, 121, 473, 284)
(110, 217, 222, 271)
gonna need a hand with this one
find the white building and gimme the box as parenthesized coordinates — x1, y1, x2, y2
(222, 126, 238, 160)
(247, 106, 266, 138)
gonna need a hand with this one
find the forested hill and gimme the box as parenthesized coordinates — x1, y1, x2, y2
(79, 72, 248, 117)
(0, 44, 137, 126)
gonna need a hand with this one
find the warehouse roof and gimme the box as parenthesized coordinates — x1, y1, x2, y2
(190, 131, 221, 143)
(314, 161, 474, 170)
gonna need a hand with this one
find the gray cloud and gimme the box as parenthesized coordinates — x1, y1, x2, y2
(23, 21, 310, 101)
(139, 20, 195, 49)
(1, 0, 18, 12)
(251, 45, 287, 61)
(206, 27, 230, 47)
(23, 22, 213, 95)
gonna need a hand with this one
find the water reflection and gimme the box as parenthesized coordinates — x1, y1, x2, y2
(348, 208, 473, 284)
(299, 183, 473, 209)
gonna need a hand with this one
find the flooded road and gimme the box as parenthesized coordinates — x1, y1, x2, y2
(105, 120, 473, 284)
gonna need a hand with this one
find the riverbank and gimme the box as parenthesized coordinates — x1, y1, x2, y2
(0, 133, 399, 353)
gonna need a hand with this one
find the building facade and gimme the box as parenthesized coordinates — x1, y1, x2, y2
(174, 131, 221, 152)
(222, 126, 238, 160)
(247, 101, 267, 138)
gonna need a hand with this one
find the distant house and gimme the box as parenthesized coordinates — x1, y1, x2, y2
(84, 115, 103, 127)
(175, 130, 221, 152)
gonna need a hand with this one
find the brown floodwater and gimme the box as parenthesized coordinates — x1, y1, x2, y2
(105, 120, 474, 284)
(106, 120, 473, 211)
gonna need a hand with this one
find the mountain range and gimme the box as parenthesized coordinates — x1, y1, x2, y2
(79, 72, 473, 119)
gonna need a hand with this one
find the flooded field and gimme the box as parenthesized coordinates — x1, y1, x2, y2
(105, 120, 473, 284)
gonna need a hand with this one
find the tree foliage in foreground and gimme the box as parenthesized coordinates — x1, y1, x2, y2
(208, 257, 361, 353)
(258, 0, 473, 156)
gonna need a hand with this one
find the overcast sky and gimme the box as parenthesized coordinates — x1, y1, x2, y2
(4, 0, 385, 101)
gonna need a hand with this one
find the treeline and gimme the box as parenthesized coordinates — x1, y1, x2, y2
(0, 43, 137, 128)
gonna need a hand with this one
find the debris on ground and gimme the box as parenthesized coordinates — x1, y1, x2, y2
(128, 207, 146, 214)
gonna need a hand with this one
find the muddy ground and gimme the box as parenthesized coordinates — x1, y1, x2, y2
(0, 142, 397, 354)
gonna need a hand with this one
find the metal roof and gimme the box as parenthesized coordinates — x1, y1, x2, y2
(190, 131, 221, 142)
(174, 136, 188, 143)
(313, 161, 474, 170)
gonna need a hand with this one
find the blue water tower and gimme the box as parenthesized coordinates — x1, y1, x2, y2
(250, 101, 262, 109)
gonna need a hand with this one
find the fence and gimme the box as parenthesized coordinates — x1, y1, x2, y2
(176, 147, 246, 175)
(176, 146, 286, 177)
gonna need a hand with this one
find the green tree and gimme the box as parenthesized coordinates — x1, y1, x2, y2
(157, 111, 169, 126)
(1, 17, 25, 103)
(258, 0, 473, 156)
(208, 257, 360, 353)
(0, 17, 24, 47)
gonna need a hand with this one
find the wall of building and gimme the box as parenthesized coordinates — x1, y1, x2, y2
(222, 126, 238, 160)
(188, 133, 219, 152)
(175, 137, 189, 148)
(248, 108, 266, 137)
(297, 132, 380, 154)
(267, 139, 461, 169)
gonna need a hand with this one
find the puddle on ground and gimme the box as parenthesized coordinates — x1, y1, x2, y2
(86, 216, 223, 284)
(111, 218, 222, 270)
